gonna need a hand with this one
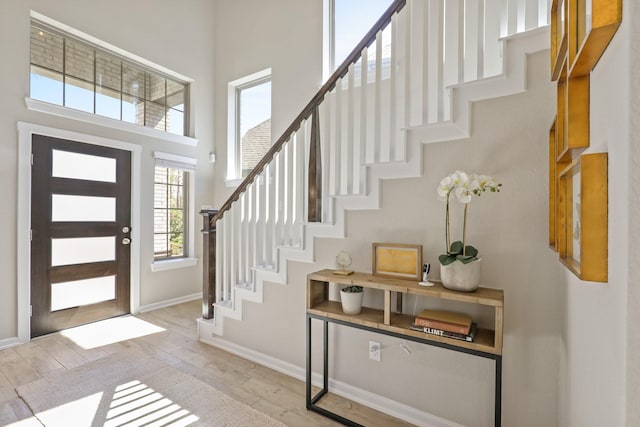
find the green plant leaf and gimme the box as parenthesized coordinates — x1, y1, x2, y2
(439, 254, 456, 265)
(456, 255, 478, 264)
(464, 245, 478, 257)
(449, 241, 463, 255)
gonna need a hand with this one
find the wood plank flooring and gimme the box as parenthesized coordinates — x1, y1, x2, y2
(0, 300, 412, 426)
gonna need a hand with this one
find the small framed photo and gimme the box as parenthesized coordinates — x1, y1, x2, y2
(372, 243, 422, 281)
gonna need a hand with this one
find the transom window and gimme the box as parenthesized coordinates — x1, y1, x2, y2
(30, 21, 188, 136)
(154, 166, 188, 260)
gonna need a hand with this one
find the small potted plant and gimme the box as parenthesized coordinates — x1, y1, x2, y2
(437, 171, 501, 291)
(340, 285, 364, 314)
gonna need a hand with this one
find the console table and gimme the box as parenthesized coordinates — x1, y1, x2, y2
(305, 269, 504, 427)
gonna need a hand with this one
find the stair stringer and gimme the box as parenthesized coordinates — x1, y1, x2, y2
(409, 26, 550, 144)
(198, 26, 551, 338)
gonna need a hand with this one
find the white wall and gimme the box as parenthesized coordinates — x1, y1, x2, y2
(211, 0, 561, 420)
(0, 0, 216, 341)
(628, 2, 640, 426)
(558, 4, 630, 427)
(211, 0, 323, 204)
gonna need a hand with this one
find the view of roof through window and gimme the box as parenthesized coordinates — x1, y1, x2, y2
(239, 79, 271, 178)
(29, 21, 188, 136)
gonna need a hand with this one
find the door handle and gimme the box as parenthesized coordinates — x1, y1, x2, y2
(122, 226, 130, 233)
(122, 237, 131, 245)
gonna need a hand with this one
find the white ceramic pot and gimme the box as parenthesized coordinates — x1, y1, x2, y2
(440, 258, 482, 292)
(340, 289, 364, 315)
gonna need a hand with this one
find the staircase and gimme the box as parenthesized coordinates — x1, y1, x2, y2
(198, 0, 550, 337)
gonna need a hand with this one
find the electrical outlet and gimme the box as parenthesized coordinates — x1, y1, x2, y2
(369, 341, 381, 362)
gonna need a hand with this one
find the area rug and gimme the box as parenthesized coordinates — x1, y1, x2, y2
(16, 350, 287, 427)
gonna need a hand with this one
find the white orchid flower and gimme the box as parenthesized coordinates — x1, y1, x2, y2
(437, 170, 501, 260)
(454, 186, 472, 204)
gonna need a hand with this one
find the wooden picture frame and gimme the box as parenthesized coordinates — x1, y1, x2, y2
(372, 243, 422, 281)
(558, 153, 608, 282)
(549, 118, 560, 249)
(550, 115, 571, 252)
(569, 0, 622, 76)
(550, 0, 617, 280)
(551, 0, 568, 80)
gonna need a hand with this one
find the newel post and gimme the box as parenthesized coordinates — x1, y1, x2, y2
(200, 209, 218, 319)
(308, 106, 322, 222)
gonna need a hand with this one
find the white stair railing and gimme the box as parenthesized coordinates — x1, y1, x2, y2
(201, 0, 548, 323)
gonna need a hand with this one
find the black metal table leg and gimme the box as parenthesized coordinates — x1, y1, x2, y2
(495, 355, 502, 427)
(306, 315, 312, 409)
(323, 319, 329, 391)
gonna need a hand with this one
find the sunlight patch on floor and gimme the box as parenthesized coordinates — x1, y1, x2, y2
(6, 417, 46, 426)
(37, 392, 103, 426)
(105, 380, 199, 427)
(61, 316, 166, 349)
(10, 381, 198, 427)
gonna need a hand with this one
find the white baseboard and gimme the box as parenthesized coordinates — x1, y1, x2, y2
(139, 292, 202, 313)
(197, 323, 462, 427)
(0, 336, 24, 351)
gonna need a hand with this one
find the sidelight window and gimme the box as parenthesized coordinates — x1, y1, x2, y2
(154, 165, 188, 260)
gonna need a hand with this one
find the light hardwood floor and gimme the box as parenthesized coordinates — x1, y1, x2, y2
(0, 300, 412, 426)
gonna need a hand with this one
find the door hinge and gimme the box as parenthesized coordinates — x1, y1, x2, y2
(30, 305, 32, 317)
(31, 153, 34, 166)
(30, 229, 33, 241)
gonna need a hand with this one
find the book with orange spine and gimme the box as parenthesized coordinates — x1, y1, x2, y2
(414, 309, 472, 335)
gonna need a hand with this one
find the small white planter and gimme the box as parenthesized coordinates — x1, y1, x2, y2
(440, 259, 482, 292)
(340, 288, 364, 315)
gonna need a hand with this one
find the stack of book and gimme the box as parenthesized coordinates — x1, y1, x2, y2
(409, 309, 477, 342)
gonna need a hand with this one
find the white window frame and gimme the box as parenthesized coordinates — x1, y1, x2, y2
(322, 0, 394, 83)
(27, 11, 196, 147)
(323, 0, 336, 82)
(150, 151, 197, 272)
(226, 68, 272, 187)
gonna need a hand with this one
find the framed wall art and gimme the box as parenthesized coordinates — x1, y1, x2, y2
(372, 243, 422, 281)
(557, 153, 608, 282)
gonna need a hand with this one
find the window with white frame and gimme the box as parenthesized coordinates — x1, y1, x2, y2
(153, 153, 196, 262)
(29, 19, 189, 136)
(323, 0, 394, 80)
(226, 69, 272, 184)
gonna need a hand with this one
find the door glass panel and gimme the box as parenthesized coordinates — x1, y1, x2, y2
(52, 150, 117, 183)
(51, 236, 115, 266)
(52, 194, 116, 222)
(51, 276, 116, 311)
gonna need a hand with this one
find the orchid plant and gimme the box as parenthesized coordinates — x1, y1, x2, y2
(437, 171, 502, 265)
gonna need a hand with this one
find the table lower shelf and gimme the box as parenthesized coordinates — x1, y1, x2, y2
(307, 300, 499, 355)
